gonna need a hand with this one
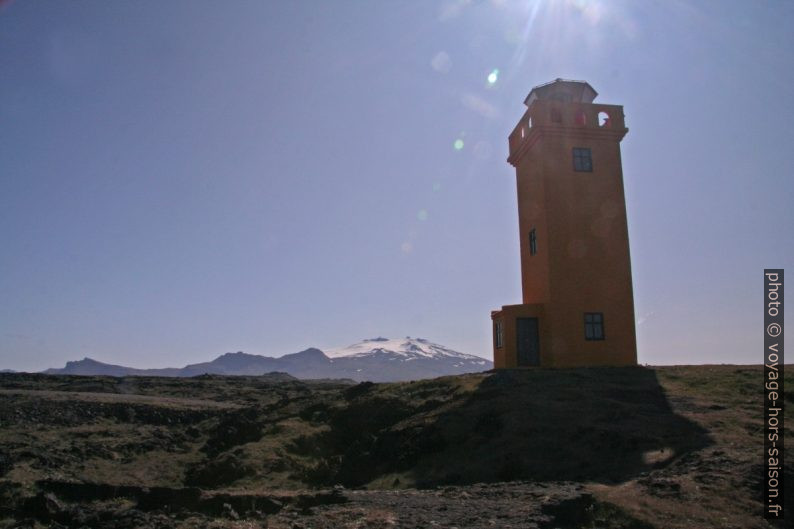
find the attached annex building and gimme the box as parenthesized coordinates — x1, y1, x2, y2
(491, 79, 637, 368)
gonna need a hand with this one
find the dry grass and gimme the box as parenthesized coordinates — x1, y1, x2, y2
(0, 366, 790, 528)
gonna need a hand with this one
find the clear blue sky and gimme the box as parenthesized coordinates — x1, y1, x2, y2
(1, 1, 792, 371)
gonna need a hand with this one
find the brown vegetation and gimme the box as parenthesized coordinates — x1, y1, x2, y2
(0, 366, 789, 528)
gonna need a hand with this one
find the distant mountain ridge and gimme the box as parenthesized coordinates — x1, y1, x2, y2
(41, 337, 492, 382)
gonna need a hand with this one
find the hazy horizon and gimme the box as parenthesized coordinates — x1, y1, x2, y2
(4, 338, 788, 373)
(1, 1, 792, 372)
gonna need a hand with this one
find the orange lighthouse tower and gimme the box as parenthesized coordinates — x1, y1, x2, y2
(491, 79, 637, 368)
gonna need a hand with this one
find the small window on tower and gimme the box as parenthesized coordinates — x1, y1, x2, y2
(551, 109, 562, 123)
(584, 313, 605, 341)
(573, 147, 592, 172)
(494, 320, 504, 348)
(529, 228, 537, 256)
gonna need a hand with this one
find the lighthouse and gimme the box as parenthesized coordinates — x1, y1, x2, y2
(491, 79, 637, 368)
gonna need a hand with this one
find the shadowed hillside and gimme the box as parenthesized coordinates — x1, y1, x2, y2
(290, 367, 710, 488)
(0, 365, 790, 528)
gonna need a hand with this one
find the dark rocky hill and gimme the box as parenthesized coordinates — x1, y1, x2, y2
(0, 365, 789, 528)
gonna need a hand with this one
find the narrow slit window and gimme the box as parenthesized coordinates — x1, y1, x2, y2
(529, 228, 537, 256)
(494, 320, 503, 348)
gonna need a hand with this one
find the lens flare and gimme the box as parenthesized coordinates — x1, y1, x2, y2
(417, 210, 428, 221)
(487, 68, 499, 85)
(453, 139, 464, 150)
(473, 141, 493, 160)
(431, 51, 452, 73)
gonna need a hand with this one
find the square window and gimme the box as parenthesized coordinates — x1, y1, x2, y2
(584, 312, 605, 341)
(573, 147, 593, 172)
(551, 108, 562, 123)
(529, 228, 537, 256)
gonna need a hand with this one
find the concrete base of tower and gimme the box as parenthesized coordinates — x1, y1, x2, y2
(491, 304, 637, 368)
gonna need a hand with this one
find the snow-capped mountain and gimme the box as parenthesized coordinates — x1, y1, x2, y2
(40, 337, 492, 382)
(321, 337, 492, 381)
(325, 336, 485, 361)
